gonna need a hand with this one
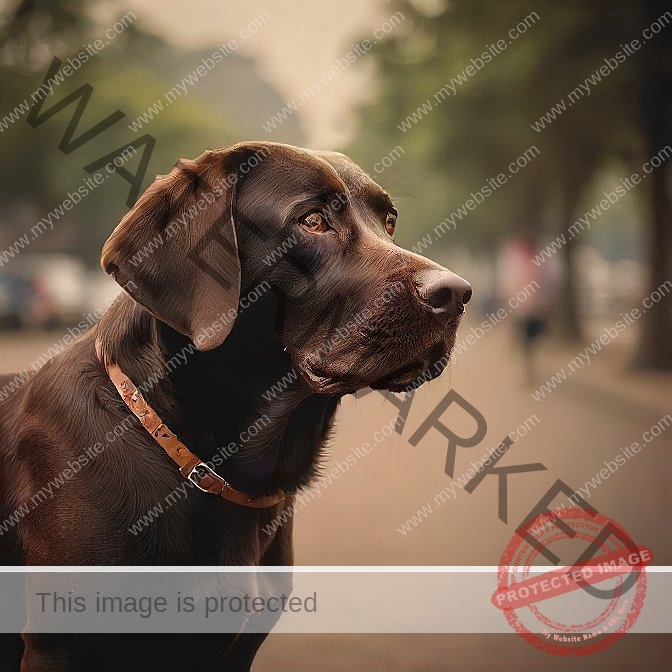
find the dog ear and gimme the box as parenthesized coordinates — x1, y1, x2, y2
(101, 149, 249, 351)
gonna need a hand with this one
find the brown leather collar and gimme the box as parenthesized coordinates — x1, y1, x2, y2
(97, 343, 284, 509)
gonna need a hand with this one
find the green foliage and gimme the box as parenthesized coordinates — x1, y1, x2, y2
(347, 0, 647, 253)
(0, 2, 301, 265)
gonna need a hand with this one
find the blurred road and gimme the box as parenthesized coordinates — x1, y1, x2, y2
(1, 319, 670, 670)
(293, 318, 671, 569)
(261, 318, 671, 671)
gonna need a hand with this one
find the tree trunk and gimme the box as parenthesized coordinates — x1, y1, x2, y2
(555, 135, 604, 343)
(558, 187, 584, 343)
(635, 0, 672, 370)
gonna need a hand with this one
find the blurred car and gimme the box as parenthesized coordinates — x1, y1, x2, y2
(0, 255, 87, 330)
(0, 272, 31, 329)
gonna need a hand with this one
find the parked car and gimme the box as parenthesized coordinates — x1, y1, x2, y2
(0, 255, 88, 330)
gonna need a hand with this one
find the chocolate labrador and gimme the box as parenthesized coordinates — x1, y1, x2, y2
(0, 141, 471, 671)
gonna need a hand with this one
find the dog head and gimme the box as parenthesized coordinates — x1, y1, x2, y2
(101, 141, 471, 394)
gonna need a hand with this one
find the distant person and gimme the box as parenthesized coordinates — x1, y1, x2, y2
(498, 236, 547, 385)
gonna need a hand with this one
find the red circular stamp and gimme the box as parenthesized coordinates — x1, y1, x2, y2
(492, 507, 652, 656)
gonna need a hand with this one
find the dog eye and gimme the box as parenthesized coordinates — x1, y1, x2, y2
(300, 211, 330, 234)
(385, 213, 396, 237)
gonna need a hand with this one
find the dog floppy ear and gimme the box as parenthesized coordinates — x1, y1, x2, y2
(101, 149, 245, 351)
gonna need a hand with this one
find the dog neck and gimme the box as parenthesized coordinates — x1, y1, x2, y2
(97, 293, 340, 497)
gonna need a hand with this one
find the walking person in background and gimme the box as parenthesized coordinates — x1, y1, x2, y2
(498, 236, 549, 386)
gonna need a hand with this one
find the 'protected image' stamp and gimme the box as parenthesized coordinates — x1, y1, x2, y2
(492, 507, 652, 656)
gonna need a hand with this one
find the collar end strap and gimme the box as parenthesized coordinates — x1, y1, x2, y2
(98, 342, 284, 509)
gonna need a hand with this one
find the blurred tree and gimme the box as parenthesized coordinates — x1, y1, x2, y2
(0, 0, 92, 65)
(0, 0, 303, 266)
(350, 0, 671, 368)
(635, 0, 672, 369)
(0, 0, 95, 250)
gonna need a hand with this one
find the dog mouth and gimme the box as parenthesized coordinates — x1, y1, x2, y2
(301, 342, 449, 395)
(369, 362, 431, 393)
(369, 343, 447, 393)
(301, 361, 358, 395)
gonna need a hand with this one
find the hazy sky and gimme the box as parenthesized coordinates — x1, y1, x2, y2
(115, 0, 393, 148)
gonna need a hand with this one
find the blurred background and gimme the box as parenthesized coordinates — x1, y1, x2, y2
(0, 1, 670, 670)
(0, 0, 670, 367)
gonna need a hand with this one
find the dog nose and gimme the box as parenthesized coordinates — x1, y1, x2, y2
(415, 269, 472, 322)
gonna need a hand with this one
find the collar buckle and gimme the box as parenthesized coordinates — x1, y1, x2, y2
(187, 462, 224, 493)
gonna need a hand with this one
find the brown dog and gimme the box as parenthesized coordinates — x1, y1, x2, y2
(0, 142, 470, 671)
